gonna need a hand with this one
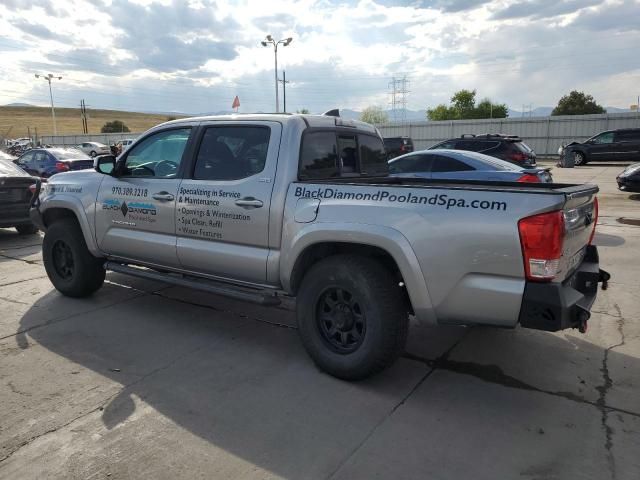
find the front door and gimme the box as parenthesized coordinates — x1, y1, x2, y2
(95, 127, 192, 268)
(176, 122, 281, 284)
(588, 131, 621, 161)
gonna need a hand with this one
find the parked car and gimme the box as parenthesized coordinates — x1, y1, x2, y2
(558, 128, 640, 166)
(0, 158, 38, 234)
(617, 163, 640, 192)
(0, 150, 17, 162)
(429, 134, 537, 167)
(389, 149, 552, 183)
(383, 136, 414, 159)
(74, 142, 110, 157)
(15, 148, 94, 179)
(120, 139, 136, 151)
(30, 112, 608, 380)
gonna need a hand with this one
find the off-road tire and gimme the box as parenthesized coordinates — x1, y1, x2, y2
(43, 218, 105, 297)
(296, 254, 409, 380)
(15, 224, 38, 235)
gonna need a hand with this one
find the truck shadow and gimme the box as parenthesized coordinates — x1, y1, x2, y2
(13, 275, 639, 478)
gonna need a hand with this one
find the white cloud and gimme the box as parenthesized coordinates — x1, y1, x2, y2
(0, 0, 638, 115)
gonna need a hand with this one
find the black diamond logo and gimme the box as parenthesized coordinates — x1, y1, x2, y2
(120, 202, 128, 216)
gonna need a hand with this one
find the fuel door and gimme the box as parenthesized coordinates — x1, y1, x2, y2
(294, 197, 320, 223)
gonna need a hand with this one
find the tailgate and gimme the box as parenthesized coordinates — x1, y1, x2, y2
(556, 185, 598, 281)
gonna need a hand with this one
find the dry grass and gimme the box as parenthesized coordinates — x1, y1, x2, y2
(0, 106, 188, 138)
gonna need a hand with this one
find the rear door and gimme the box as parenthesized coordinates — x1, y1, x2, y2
(95, 127, 193, 268)
(176, 121, 281, 284)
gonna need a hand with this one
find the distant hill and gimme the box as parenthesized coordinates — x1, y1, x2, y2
(0, 105, 187, 137)
(3, 103, 35, 107)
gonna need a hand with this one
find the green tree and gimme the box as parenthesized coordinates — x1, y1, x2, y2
(296, 108, 310, 114)
(426, 104, 454, 121)
(359, 106, 389, 124)
(551, 91, 606, 116)
(426, 90, 508, 120)
(101, 120, 130, 133)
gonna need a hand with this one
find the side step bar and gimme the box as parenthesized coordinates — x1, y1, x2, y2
(104, 262, 281, 306)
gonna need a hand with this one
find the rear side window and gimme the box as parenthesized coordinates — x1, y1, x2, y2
(194, 126, 270, 181)
(615, 130, 640, 142)
(431, 155, 475, 172)
(359, 135, 388, 174)
(300, 132, 339, 179)
(431, 141, 456, 150)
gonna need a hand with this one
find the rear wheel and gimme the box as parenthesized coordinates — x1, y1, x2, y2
(43, 218, 105, 297)
(15, 224, 38, 235)
(296, 255, 409, 380)
(574, 151, 587, 166)
(90, 150, 97, 157)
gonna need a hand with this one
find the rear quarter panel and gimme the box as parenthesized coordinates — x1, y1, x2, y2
(282, 182, 564, 327)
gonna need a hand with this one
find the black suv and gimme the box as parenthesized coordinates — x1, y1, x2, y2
(560, 129, 640, 166)
(429, 134, 537, 167)
(383, 136, 414, 159)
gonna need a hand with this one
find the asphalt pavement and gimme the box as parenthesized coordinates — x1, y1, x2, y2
(0, 161, 639, 479)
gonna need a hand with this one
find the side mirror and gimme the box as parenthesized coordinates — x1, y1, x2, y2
(94, 154, 116, 175)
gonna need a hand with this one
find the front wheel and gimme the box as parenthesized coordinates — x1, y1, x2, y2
(574, 151, 587, 166)
(43, 218, 105, 297)
(90, 150, 97, 157)
(296, 255, 409, 380)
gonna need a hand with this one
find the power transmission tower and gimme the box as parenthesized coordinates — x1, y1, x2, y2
(388, 75, 410, 123)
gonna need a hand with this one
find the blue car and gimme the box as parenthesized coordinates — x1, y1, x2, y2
(389, 149, 552, 183)
(15, 148, 94, 179)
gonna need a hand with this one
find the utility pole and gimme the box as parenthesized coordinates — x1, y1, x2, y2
(279, 71, 290, 113)
(35, 73, 62, 135)
(80, 99, 88, 134)
(261, 35, 293, 112)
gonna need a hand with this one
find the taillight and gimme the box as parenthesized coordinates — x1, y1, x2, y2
(29, 184, 37, 194)
(516, 174, 540, 183)
(518, 210, 565, 281)
(55, 161, 69, 172)
(400, 145, 406, 152)
(509, 152, 527, 162)
(588, 197, 598, 245)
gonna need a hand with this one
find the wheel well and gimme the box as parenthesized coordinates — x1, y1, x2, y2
(43, 208, 79, 228)
(290, 242, 411, 310)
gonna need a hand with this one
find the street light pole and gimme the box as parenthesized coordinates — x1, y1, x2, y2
(35, 73, 62, 135)
(261, 35, 292, 113)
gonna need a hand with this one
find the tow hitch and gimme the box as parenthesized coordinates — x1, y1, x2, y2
(599, 268, 610, 290)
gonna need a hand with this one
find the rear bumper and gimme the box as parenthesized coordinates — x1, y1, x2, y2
(518, 245, 610, 332)
(0, 204, 32, 228)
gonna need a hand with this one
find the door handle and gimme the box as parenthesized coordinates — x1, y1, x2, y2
(235, 197, 263, 208)
(152, 192, 175, 201)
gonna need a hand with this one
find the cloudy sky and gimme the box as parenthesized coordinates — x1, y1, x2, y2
(0, 0, 638, 115)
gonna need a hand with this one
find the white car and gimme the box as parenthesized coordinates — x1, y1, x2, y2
(120, 139, 136, 151)
(75, 142, 110, 157)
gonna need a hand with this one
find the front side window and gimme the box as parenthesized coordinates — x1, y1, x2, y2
(592, 132, 614, 144)
(18, 152, 34, 166)
(431, 155, 475, 172)
(193, 126, 270, 181)
(299, 132, 338, 179)
(124, 128, 190, 178)
(389, 154, 433, 174)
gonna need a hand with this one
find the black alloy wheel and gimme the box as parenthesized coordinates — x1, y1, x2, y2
(316, 287, 366, 354)
(52, 239, 75, 280)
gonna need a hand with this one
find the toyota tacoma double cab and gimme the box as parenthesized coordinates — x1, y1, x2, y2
(30, 112, 609, 380)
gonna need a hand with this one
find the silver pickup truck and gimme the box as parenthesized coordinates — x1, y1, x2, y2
(30, 113, 609, 380)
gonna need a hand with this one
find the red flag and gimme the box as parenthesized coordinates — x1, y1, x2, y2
(232, 96, 240, 110)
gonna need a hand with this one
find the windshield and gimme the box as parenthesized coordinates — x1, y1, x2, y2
(0, 158, 27, 176)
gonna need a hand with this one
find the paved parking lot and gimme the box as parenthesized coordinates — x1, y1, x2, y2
(1, 162, 639, 480)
